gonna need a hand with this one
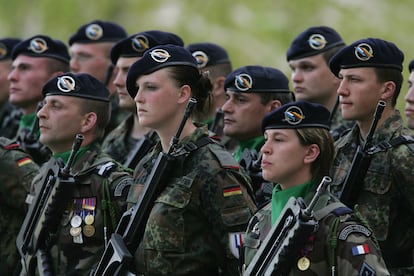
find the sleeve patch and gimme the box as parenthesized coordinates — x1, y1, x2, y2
(338, 224, 372, 240)
(17, 157, 33, 167)
(223, 185, 242, 197)
(358, 262, 375, 276)
(352, 244, 370, 256)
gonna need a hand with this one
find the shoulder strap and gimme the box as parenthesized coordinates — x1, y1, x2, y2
(368, 135, 414, 154)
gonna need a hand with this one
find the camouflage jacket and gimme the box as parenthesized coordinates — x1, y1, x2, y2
(25, 143, 133, 275)
(0, 137, 39, 274)
(0, 101, 22, 139)
(331, 111, 414, 274)
(242, 191, 390, 275)
(127, 126, 257, 276)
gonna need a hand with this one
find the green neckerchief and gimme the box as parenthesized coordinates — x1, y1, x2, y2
(53, 144, 91, 164)
(271, 180, 315, 224)
(234, 136, 265, 162)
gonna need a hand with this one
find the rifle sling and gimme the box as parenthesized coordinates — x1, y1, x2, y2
(367, 135, 414, 154)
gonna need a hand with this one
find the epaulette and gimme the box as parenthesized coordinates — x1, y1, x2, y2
(208, 143, 240, 170)
(95, 161, 116, 177)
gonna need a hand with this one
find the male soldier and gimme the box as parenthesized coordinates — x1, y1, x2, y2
(0, 38, 22, 139)
(329, 37, 414, 274)
(68, 20, 129, 136)
(0, 137, 38, 274)
(405, 59, 414, 129)
(102, 30, 184, 166)
(17, 72, 133, 275)
(286, 26, 354, 140)
(222, 65, 294, 205)
(8, 35, 70, 164)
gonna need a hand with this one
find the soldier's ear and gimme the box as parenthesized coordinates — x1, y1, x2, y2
(304, 144, 320, 164)
(80, 112, 97, 133)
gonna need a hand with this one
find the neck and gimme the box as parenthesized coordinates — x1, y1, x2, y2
(358, 105, 393, 140)
(132, 114, 151, 139)
(158, 119, 196, 152)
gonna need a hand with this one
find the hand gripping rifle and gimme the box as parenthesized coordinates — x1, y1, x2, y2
(243, 176, 332, 276)
(91, 98, 197, 276)
(16, 134, 84, 276)
(339, 100, 386, 208)
(123, 130, 157, 169)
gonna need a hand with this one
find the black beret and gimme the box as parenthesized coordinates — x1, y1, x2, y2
(185, 42, 230, 69)
(110, 30, 184, 65)
(126, 44, 198, 98)
(262, 100, 330, 133)
(224, 65, 290, 93)
(329, 37, 404, 77)
(12, 35, 70, 64)
(0, 38, 21, 60)
(286, 26, 345, 61)
(69, 20, 127, 45)
(42, 72, 110, 102)
(409, 59, 414, 72)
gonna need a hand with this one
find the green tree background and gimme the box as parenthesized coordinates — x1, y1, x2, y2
(1, 0, 412, 118)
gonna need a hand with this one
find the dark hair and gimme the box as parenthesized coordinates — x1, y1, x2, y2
(374, 67, 403, 107)
(322, 45, 345, 65)
(295, 128, 334, 184)
(203, 62, 233, 80)
(166, 66, 213, 119)
(258, 91, 295, 105)
(78, 98, 111, 140)
(45, 58, 70, 74)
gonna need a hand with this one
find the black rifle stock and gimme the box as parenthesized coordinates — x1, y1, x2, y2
(92, 98, 197, 276)
(16, 134, 84, 275)
(123, 130, 157, 169)
(209, 108, 224, 136)
(243, 176, 332, 276)
(339, 100, 386, 208)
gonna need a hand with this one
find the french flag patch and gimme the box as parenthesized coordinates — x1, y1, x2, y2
(352, 244, 370, 256)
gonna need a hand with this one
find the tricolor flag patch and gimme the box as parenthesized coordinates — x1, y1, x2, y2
(17, 157, 32, 167)
(352, 244, 370, 256)
(223, 185, 242, 197)
(228, 232, 244, 258)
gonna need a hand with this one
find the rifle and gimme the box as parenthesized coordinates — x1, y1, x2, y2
(209, 108, 224, 136)
(243, 176, 332, 276)
(91, 98, 197, 275)
(339, 100, 386, 208)
(122, 130, 157, 169)
(19, 102, 52, 164)
(16, 134, 84, 275)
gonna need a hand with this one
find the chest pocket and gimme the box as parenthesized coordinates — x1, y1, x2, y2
(143, 176, 193, 252)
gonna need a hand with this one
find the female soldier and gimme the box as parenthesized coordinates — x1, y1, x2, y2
(125, 44, 256, 275)
(242, 101, 389, 275)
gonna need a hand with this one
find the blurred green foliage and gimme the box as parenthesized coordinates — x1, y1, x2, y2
(1, 0, 412, 116)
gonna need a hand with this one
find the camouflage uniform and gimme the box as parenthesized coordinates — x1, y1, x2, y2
(104, 93, 129, 139)
(331, 111, 414, 274)
(23, 143, 133, 275)
(242, 187, 390, 275)
(0, 101, 22, 139)
(127, 126, 256, 275)
(0, 137, 39, 274)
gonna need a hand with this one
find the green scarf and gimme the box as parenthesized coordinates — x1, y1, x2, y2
(234, 136, 264, 162)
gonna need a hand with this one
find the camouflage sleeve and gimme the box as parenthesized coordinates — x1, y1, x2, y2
(334, 219, 390, 275)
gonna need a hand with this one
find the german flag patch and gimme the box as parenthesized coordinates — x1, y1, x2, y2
(223, 185, 242, 197)
(17, 157, 33, 167)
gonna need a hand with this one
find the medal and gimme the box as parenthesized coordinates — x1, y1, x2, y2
(84, 214, 94, 225)
(297, 256, 310, 271)
(70, 226, 82, 237)
(73, 232, 84, 244)
(70, 215, 82, 228)
(83, 224, 96, 237)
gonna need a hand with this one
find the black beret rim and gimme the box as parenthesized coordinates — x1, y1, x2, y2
(12, 52, 70, 64)
(43, 91, 110, 102)
(330, 63, 403, 78)
(225, 88, 292, 93)
(287, 41, 345, 61)
(262, 124, 330, 134)
(111, 52, 143, 65)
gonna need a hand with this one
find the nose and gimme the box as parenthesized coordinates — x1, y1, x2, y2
(221, 98, 233, 114)
(291, 70, 303, 83)
(7, 68, 17, 82)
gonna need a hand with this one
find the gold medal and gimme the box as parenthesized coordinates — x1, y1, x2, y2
(297, 256, 310, 271)
(83, 224, 96, 237)
(70, 226, 82, 237)
(84, 214, 94, 225)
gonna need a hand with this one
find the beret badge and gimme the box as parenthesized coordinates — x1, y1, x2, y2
(308, 34, 327, 50)
(131, 35, 150, 53)
(192, 50, 209, 68)
(85, 24, 104, 40)
(235, 73, 253, 91)
(0, 43, 7, 59)
(28, 37, 48, 54)
(57, 76, 76, 93)
(354, 43, 374, 61)
(150, 48, 171, 63)
(283, 106, 305, 125)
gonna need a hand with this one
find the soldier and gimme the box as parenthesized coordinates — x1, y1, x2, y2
(0, 38, 22, 139)
(0, 137, 38, 274)
(8, 35, 70, 164)
(405, 59, 414, 129)
(286, 26, 354, 140)
(101, 30, 184, 166)
(329, 37, 414, 274)
(124, 44, 256, 275)
(68, 20, 129, 137)
(18, 72, 133, 274)
(242, 101, 389, 275)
